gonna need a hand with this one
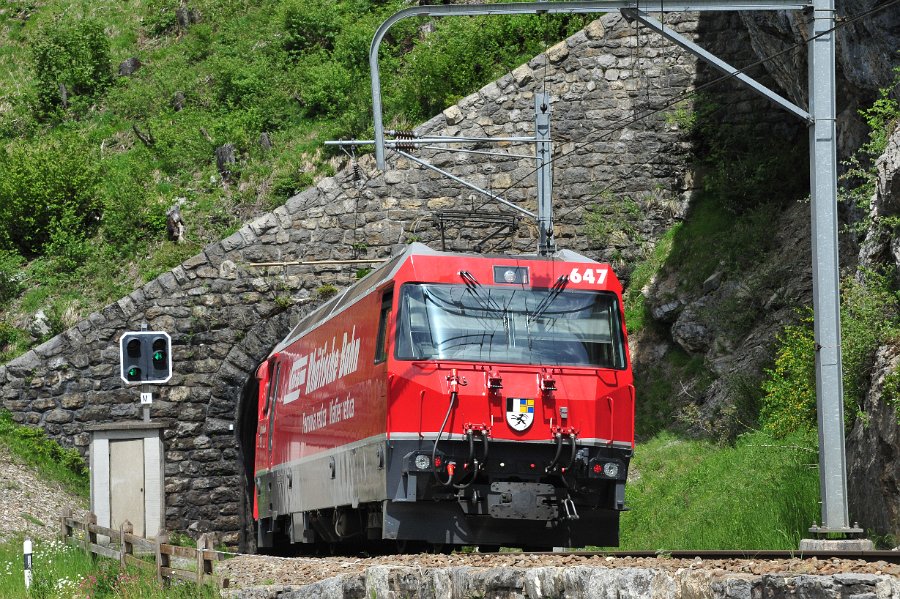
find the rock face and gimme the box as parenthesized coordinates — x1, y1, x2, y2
(3, 13, 787, 543)
(740, 2, 900, 156)
(847, 344, 900, 538)
(224, 566, 900, 599)
(636, 196, 813, 440)
(848, 125, 900, 541)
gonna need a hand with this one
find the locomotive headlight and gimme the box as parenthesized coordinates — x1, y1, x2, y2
(503, 269, 516, 283)
(602, 462, 620, 478)
(414, 454, 431, 470)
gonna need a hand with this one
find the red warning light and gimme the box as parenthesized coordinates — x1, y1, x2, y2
(592, 463, 602, 474)
(434, 456, 442, 468)
(529, 463, 536, 469)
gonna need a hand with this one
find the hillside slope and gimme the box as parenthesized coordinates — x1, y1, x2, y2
(0, 445, 87, 542)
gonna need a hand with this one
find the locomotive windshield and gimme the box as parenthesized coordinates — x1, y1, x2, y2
(395, 283, 626, 368)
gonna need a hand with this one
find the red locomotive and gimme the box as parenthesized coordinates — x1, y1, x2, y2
(251, 243, 634, 550)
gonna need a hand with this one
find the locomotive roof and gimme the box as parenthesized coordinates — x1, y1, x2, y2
(270, 243, 600, 355)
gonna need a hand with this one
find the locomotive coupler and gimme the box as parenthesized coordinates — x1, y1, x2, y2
(561, 496, 580, 521)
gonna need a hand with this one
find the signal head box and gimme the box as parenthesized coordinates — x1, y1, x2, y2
(119, 331, 172, 384)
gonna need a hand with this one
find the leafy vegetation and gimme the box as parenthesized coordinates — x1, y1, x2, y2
(0, 411, 88, 498)
(30, 18, 112, 120)
(761, 269, 900, 435)
(0, 0, 591, 363)
(762, 68, 900, 433)
(841, 65, 900, 215)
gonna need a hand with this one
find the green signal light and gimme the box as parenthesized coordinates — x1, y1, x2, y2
(153, 351, 164, 361)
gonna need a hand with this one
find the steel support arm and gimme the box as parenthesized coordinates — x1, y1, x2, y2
(369, 0, 811, 169)
(623, 9, 812, 123)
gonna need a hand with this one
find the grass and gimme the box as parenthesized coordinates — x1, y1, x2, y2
(0, 411, 89, 499)
(0, 537, 220, 599)
(623, 223, 680, 335)
(615, 430, 820, 550)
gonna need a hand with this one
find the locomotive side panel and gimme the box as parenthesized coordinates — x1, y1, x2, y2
(256, 288, 392, 521)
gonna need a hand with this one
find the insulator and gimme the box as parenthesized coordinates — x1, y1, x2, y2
(394, 130, 416, 152)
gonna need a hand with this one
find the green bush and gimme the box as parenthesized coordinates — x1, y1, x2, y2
(97, 150, 169, 252)
(841, 65, 900, 220)
(282, 0, 341, 55)
(0, 250, 24, 305)
(841, 269, 900, 412)
(296, 53, 356, 118)
(760, 269, 900, 436)
(760, 313, 817, 437)
(0, 133, 102, 257)
(143, 0, 181, 36)
(29, 18, 112, 118)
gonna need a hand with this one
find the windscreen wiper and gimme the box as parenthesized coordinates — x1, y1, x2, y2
(459, 271, 504, 313)
(527, 275, 569, 324)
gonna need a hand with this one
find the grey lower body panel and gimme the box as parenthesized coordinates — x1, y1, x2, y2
(257, 436, 387, 520)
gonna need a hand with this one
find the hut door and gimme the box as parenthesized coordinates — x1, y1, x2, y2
(110, 439, 145, 536)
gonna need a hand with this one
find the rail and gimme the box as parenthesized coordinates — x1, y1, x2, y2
(59, 508, 229, 589)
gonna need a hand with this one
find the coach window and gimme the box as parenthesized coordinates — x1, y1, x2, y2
(375, 291, 392, 363)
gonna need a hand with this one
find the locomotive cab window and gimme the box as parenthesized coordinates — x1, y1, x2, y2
(264, 361, 281, 415)
(375, 291, 393, 363)
(395, 283, 626, 369)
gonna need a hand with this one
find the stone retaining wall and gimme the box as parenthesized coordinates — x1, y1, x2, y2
(0, 12, 799, 543)
(229, 567, 900, 599)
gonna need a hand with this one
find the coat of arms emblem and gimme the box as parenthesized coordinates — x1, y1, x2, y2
(506, 397, 534, 431)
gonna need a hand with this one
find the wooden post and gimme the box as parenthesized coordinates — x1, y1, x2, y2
(156, 533, 169, 586)
(60, 507, 72, 542)
(119, 520, 133, 570)
(196, 534, 207, 584)
(83, 513, 97, 558)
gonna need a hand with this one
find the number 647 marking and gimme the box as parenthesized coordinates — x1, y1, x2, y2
(568, 267, 608, 285)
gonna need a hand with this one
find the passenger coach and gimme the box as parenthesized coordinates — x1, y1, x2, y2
(252, 243, 634, 550)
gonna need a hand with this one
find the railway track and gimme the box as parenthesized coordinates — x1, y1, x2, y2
(540, 549, 900, 564)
